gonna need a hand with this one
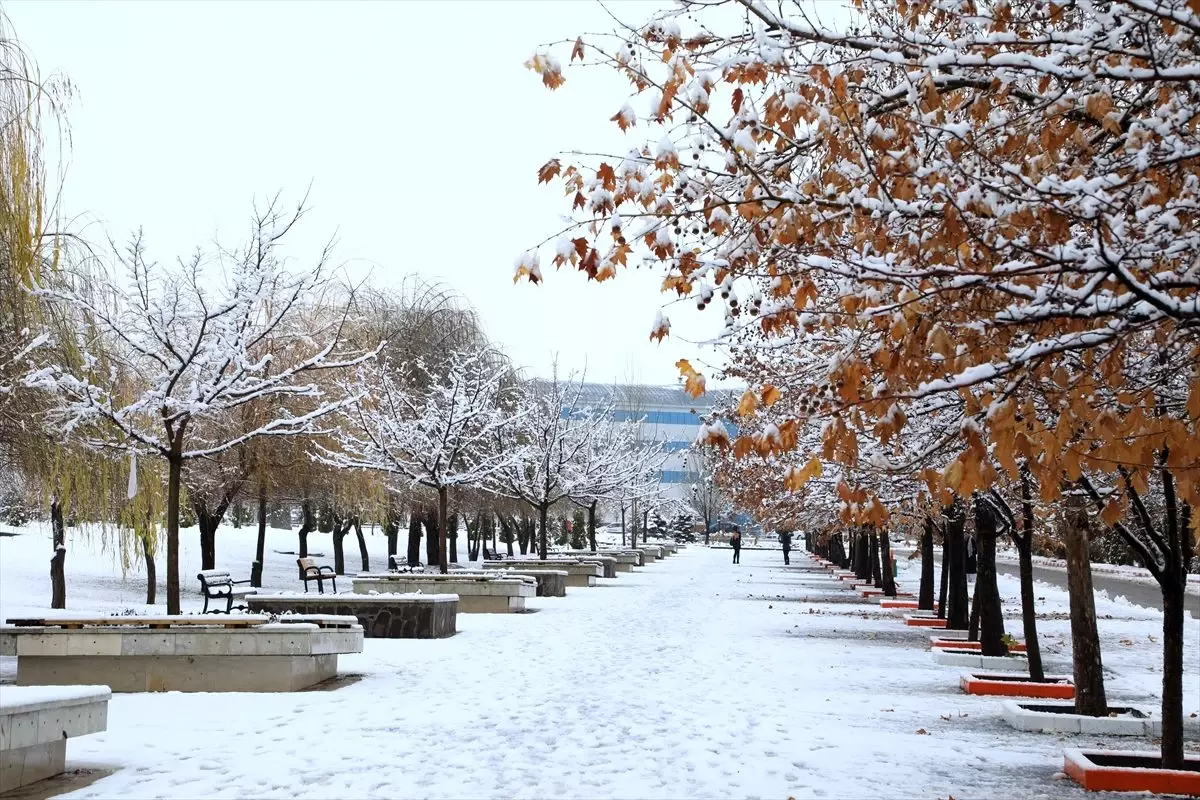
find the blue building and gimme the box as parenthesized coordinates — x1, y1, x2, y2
(572, 382, 738, 503)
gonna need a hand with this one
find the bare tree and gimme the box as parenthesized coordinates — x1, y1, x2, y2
(25, 198, 378, 612)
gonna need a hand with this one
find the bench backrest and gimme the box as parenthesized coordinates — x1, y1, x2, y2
(197, 570, 232, 589)
(297, 558, 315, 571)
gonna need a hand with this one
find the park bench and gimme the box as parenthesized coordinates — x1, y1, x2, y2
(297, 557, 337, 593)
(196, 569, 255, 613)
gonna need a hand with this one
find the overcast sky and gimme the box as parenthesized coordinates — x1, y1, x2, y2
(8, 0, 755, 388)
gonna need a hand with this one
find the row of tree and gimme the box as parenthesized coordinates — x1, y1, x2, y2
(525, 0, 1198, 772)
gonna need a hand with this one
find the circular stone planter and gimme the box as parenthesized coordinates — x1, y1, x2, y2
(960, 672, 1075, 699)
(1002, 701, 1160, 736)
(933, 649, 1029, 671)
(1064, 749, 1200, 795)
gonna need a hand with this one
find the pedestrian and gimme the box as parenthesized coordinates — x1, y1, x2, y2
(730, 528, 742, 564)
(779, 530, 793, 565)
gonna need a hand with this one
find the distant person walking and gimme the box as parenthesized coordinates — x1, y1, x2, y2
(779, 530, 793, 565)
(730, 529, 742, 564)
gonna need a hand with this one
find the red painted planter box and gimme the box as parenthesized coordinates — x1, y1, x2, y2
(931, 638, 1026, 653)
(904, 615, 947, 628)
(960, 673, 1074, 699)
(1064, 749, 1200, 795)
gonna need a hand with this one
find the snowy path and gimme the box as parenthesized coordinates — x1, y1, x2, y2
(3, 542, 1196, 799)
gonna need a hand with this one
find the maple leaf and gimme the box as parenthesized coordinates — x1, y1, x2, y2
(537, 159, 561, 184)
(649, 310, 671, 342)
(596, 163, 617, 191)
(762, 385, 781, 406)
(571, 37, 585, 62)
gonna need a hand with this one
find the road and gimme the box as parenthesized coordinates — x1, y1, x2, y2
(995, 560, 1200, 617)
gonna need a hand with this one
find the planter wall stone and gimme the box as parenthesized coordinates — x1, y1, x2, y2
(0, 685, 110, 793)
(247, 593, 458, 638)
(1002, 701, 1160, 736)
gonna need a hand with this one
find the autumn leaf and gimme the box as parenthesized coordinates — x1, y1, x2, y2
(737, 390, 758, 417)
(537, 159, 562, 184)
(571, 37, 585, 62)
(762, 384, 781, 406)
(676, 359, 706, 398)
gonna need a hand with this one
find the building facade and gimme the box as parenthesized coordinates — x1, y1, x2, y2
(573, 382, 737, 503)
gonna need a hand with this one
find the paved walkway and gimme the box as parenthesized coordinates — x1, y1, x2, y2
(16, 546, 1126, 799)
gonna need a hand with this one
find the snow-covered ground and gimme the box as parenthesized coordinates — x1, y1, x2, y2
(1, 524, 1197, 799)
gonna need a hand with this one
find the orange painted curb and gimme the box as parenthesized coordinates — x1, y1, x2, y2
(1064, 749, 1200, 795)
(932, 638, 1026, 652)
(904, 616, 947, 627)
(960, 674, 1074, 699)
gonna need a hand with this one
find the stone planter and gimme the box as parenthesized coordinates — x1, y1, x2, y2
(1064, 749, 1200, 795)
(0, 685, 110, 793)
(247, 592, 458, 638)
(904, 615, 947, 628)
(0, 617, 363, 692)
(1002, 702, 1160, 736)
(960, 672, 1074, 699)
(933, 649, 1029, 671)
(931, 638, 1026, 652)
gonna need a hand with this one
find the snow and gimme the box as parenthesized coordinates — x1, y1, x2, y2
(1, 525, 1197, 798)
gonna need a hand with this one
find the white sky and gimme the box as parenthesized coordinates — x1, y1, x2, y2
(8, 0, 749, 388)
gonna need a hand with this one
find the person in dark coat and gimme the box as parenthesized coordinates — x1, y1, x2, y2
(779, 530, 793, 565)
(730, 529, 742, 564)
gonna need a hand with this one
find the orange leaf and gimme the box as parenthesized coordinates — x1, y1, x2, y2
(737, 390, 758, 417)
(571, 37, 585, 62)
(761, 385, 781, 406)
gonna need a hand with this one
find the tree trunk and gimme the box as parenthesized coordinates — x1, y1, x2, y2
(467, 515, 480, 561)
(491, 515, 498, 557)
(333, 515, 352, 575)
(968, 575, 982, 641)
(1062, 491, 1107, 717)
(298, 500, 316, 559)
(447, 510, 458, 564)
(407, 513, 422, 566)
(972, 495, 1007, 657)
(50, 499, 66, 609)
(1161, 581, 1186, 769)
(937, 525, 950, 619)
(384, 509, 399, 562)
(538, 504, 549, 560)
(588, 501, 598, 552)
(878, 528, 896, 597)
(919, 516, 935, 611)
(252, 482, 268, 587)
(143, 534, 156, 605)
(1014, 470, 1045, 680)
(620, 505, 626, 547)
(505, 518, 515, 557)
(854, 529, 870, 580)
(437, 487, 450, 573)
(424, 507, 439, 567)
(166, 448, 183, 615)
(943, 501, 969, 630)
(354, 518, 370, 572)
(869, 529, 883, 588)
(196, 501, 221, 572)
